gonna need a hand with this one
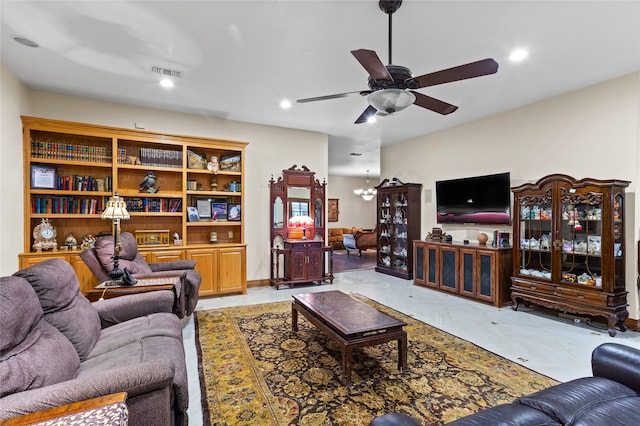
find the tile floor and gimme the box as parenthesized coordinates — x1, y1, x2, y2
(182, 269, 640, 424)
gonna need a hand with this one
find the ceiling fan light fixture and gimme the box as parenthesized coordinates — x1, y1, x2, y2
(368, 89, 415, 114)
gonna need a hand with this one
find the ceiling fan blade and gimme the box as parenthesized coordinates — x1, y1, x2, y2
(412, 91, 458, 115)
(351, 49, 393, 81)
(354, 105, 378, 124)
(297, 90, 371, 103)
(409, 58, 498, 89)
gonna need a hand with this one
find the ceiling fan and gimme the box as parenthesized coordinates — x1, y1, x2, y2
(296, 0, 499, 124)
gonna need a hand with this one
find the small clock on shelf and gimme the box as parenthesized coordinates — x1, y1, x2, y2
(32, 218, 57, 252)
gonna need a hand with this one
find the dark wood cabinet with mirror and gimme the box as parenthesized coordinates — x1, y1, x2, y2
(511, 174, 629, 336)
(269, 165, 333, 289)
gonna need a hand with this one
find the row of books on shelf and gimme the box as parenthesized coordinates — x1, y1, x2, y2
(56, 175, 113, 192)
(32, 197, 104, 214)
(117, 147, 183, 168)
(123, 197, 182, 213)
(31, 141, 112, 163)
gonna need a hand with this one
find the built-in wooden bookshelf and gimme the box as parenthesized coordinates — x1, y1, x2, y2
(20, 116, 248, 296)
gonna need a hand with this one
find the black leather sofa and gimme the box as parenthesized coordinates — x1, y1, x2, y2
(370, 342, 640, 426)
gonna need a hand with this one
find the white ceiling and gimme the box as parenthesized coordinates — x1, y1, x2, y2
(2, 1, 639, 178)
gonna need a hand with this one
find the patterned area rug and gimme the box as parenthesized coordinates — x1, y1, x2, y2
(195, 294, 557, 425)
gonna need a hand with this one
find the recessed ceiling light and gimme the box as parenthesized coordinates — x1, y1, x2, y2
(280, 100, 291, 109)
(510, 49, 528, 62)
(159, 78, 174, 88)
(13, 36, 38, 48)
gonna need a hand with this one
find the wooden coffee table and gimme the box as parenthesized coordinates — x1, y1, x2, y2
(292, 290, 407, 385)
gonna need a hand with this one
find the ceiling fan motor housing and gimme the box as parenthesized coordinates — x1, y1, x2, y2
(368, 65, 417, 90)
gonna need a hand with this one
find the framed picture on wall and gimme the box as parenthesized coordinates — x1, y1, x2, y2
(328, 198, 339, 222)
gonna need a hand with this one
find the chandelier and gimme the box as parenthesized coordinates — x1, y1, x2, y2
(354, 170, 377, 201)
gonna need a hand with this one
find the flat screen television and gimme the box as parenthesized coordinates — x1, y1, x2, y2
(436, 172, 511, 225)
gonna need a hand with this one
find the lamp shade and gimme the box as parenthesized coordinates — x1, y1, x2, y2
(289, 215, 313, 228)
(368, 89, 416, 115)
(102, 193, 130, 220)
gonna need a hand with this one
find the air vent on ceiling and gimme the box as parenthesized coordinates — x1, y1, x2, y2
(151, 66, 182, 78)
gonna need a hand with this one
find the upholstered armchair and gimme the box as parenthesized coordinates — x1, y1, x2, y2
(79, 232, 201, 317)
(2, 259, 188, 426)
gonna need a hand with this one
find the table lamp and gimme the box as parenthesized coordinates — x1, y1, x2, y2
(101, 193, 130, 284)
(289, 215, 314, 240)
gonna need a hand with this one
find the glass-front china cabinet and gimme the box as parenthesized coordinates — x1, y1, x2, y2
(375, 178, 422, 279)
(511, 174, 629, 336)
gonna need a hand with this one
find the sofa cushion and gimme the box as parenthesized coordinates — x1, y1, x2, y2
(516, 376, 639, 425)
(0, 276, 79, 397)
(78, 328, 188, 413)
(14, 259, 101, 361)
(0, 276, 42, 352)
(94, 235, 151, 274)
(87, 312, 183, 359)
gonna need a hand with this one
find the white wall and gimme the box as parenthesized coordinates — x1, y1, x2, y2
(326, 175, 377, 229)
(1, 80, 329, 281)
(382, 71, 640, 319)
(0, 64, 31, 274)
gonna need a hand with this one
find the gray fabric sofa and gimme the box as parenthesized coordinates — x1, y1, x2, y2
(79, 232, 201, 317)
(0, 258, 189, 426)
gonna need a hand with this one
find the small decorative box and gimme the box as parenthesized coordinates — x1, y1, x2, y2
(135, 230, 170, 246)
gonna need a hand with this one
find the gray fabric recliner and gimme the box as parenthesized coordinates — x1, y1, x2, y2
(0, 258, 189, 426)
(79, 232, 201, 317)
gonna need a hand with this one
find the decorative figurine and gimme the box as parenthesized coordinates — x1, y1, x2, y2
(80, 234, 96, 249)
(139, 171, 159, 193)
(207, 155, 219, 173)
(210, 231, 218, 243)
(65, 233, 78, 250)
(210, 176, 218, 191)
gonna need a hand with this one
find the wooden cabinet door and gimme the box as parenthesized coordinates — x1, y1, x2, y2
(187, 249, 216, 296)
(289, 247, 307, 281)
(217, 247, 246, 294)
(20, 253, 70, 269)
(413, 243, 426, 286)
(476, 251, 496, 303)
(459, 248, 476, 298)
(306, 245, 323, 281)
(150, 250, 184, 263)
(439, 246, 458, 293)
(424, 244, 439, 288)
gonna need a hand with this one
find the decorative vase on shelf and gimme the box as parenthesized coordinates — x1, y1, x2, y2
(477, 232, 489, 245)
